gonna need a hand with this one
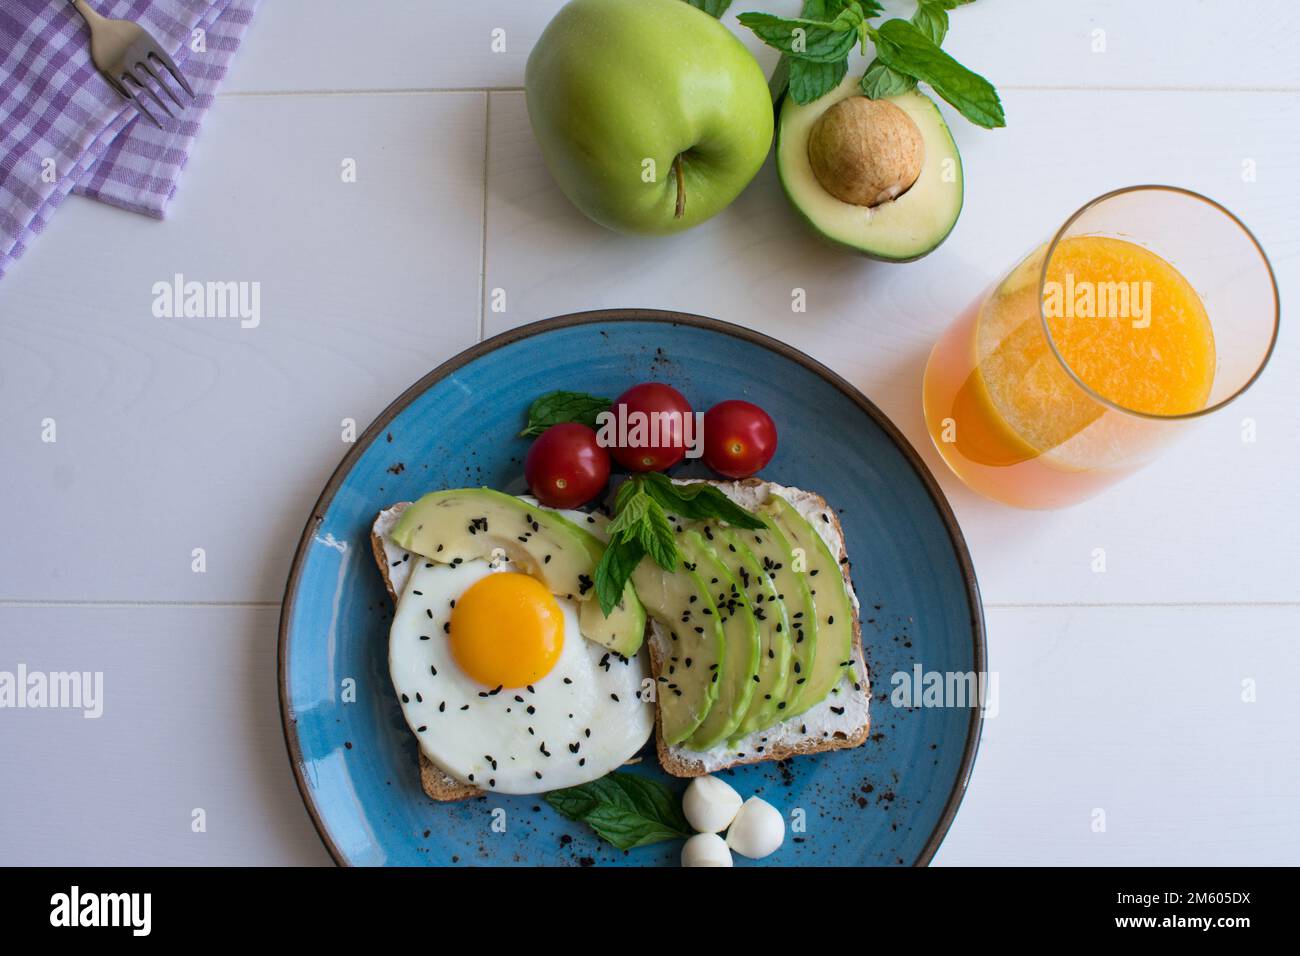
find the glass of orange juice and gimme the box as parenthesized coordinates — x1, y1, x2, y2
(922, 186, 1279, 509)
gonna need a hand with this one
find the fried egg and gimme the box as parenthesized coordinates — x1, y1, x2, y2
(389, 556, 654, 794)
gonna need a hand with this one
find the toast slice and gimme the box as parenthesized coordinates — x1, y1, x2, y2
(651, 479, 871, 777)
(370, 480, 870, 794)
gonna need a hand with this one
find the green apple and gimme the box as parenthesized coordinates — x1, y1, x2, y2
(525, 0, 773, 235)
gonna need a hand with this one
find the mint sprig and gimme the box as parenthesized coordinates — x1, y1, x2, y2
(545, 772, 691, 850)
(593, 473, 764, 615)
(519, 390, 611, 437)
(739, 0, 1003, 128)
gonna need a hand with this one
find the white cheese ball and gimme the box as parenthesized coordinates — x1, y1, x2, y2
(682, 775, 744, 834)
(726, 796, 785, 859)
(681, 832, 733, 867)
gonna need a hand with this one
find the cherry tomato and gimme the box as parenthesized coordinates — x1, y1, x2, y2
(702, 400, 778, 478)
(608, 382, 694, 472)
(524, 423, 611, 508)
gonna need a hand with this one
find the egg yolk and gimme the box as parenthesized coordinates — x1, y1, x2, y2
(448, 572, 564, 689)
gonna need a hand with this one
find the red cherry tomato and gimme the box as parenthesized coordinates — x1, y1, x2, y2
(608, 382, 694, 472)
(702, 400, 778, 478)
(524, 423, 611, 508)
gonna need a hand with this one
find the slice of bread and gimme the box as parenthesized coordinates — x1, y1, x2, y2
(370, 480, 870, 794)
(651, 479, 871, 777)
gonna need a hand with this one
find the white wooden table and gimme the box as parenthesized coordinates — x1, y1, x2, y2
(2, 0, 1297, 866)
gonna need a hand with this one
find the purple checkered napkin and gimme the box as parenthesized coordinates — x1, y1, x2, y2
(0, 0, 258, 278)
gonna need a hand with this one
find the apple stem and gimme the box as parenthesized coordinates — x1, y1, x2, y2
(673, 154, 685, 219)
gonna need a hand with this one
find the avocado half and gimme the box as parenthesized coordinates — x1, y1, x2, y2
(777, 76, 964, 262)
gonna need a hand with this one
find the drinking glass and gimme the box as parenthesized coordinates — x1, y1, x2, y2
(922, 185, 1280, 509)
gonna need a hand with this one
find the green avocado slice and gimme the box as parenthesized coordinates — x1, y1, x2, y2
(777, 79, 964, 263)
(762, 495, 854, 718)
(701, 527, 793, 741)
(680, 531, 760, 752)
(631, 556, 725, 746)
(390, 488, 646, 656)
(734, 512, 818, 728)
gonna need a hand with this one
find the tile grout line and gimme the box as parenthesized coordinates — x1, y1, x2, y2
(477, 92, 491, 344)
(212, 84, 1300, 99)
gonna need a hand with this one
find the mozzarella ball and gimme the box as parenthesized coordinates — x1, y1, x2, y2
(682, 775, 743, 833)
(681, 832, 733, 867)
(726, 796, 785, 859)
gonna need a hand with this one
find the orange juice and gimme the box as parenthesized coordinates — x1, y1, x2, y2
(923, 236, 1215, 508)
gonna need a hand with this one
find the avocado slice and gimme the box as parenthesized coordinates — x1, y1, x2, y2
(777, 77, 963, 262)
(680, 531, 761, 751)
(631, 557, 724, 746)
(390, 488, 646, 656)
(762, 495, 854, 718)
(738, 514, 819, 733)
(700, 527, 793, 741)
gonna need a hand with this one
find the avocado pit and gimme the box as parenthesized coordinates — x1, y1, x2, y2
(806, 96, 924, 208)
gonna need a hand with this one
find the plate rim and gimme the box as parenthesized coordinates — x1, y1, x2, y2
(277, 308, 987, 868)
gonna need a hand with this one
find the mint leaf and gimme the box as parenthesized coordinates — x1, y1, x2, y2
(871, 18, 1004, 128)
(519, 391, 611, 437)
(737, 12, 858, 63)
(801, 0, 884, 17)
(860, 58, 916, 98)
(607, 480, 679, 574)
(545, 772, 690, 850)
(595, 477, 683, 613)
(639, 473, 765, 530)
(682, 0, 732, 17)
(635, 500, 679, 571)
(606, 487, 651, 538)
(594, 534, 645, 616)
(912, 0, 949, 45)
(789, 55, 849, 104)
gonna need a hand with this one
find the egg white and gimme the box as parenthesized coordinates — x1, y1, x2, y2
(389, 556, 654, 794)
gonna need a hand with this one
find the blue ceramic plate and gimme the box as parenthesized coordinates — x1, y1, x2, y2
(279, 310, 984, 866)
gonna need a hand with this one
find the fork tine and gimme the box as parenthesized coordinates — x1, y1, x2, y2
(149, 49, 194, 100)
(121, 75, 163, 128)
(104, 72, 132, 102)
(128, 67, 173, 120)
(138, 59, 183, 111)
